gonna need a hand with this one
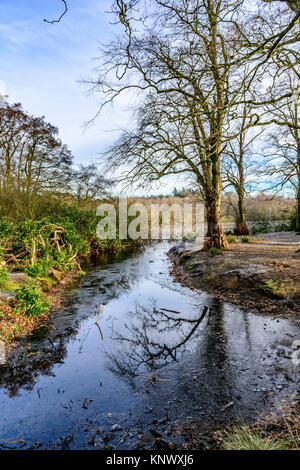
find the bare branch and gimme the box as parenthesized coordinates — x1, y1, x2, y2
(44, 0, 68, 24)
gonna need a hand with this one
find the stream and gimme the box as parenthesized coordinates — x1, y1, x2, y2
(0, 242, 299, 450)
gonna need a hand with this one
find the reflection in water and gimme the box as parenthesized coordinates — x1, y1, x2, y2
(106, 300, 209, 386)
(0, 332, 68, 398)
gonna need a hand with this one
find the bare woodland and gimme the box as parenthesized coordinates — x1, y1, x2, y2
(88, 0, 300, 247)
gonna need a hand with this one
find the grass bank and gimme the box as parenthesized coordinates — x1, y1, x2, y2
(223, 400, 299, 450)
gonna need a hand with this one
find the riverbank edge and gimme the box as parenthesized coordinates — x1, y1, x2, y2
(0, 241, 142, 353)
(168, 237, 300, 450)
(168, 237, 300, 319)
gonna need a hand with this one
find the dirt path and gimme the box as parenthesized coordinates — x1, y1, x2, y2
(169, 232, 300, 317)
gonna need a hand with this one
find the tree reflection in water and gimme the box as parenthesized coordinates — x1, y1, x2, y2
(106, 299, 209, 387)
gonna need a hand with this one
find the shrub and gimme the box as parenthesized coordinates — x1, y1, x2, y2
(289, 206, 297, 230)
(209, 247, 222, 256)
(0, 265, 9, 288)
(15, 282, 50, 316)
(227, 235, 237, 244)
(182, 231, 198, 241)
(260, 279, 295, 299)
(25, 258, 51, 277)
(0, 217, 14, 237)
(241, 235, 251, 243)
(251, 221, 271, 235)
(1, 218, 89, 277)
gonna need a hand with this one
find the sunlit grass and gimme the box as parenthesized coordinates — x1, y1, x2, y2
(223, 426, 290, 450)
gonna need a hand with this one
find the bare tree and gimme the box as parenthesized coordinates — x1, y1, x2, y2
(262, 100, 300, 229)
(0, 101, 73, 214)
(72, 163, 112, 207)
(222, 99, 264, 235)
(91, 2, 248, 247)
(263, 0, 300, 13)
(91, 0, 297, 248)
(253, 30, 300, 229)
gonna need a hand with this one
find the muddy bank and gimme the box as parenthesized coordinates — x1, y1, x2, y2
(169, 232, 300, 318)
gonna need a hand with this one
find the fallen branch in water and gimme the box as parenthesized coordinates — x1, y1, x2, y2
(96, 304, 103, 323)
(95, 304, 104, 341)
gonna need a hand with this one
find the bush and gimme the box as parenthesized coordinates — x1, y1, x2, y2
(288, 205, 296, 230)
(182, 231, 198, 241)
(227, 235, 237, 244)
(15, 282, 50, 316)
(209, 247, 222, 256)
(241, 235, 251, 243)
(260, 279, 295, 299)
(251, 221, 272, 235)
(1, 217, 89, 277)
(0, 265, 9, 287)
(25, 258, 51, 277)
(0, 217, 14, 237)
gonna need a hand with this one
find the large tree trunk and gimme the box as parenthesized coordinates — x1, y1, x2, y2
(205, 195, 228, 249)
(296, 184, 300, 231)
(297, 146, 300, 231)
(204, 142, 228, 249)
(234, 190, 249, 235)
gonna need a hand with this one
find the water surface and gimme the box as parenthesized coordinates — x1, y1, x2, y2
(0, 243, 299, 449)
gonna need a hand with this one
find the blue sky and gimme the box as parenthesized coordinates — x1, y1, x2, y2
(1, 0, 289, 197)
(0, 0, 133, 167)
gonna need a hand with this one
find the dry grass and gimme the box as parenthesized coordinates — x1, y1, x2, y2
(224, 426, 290, 450)
(223, 402, 300, 451)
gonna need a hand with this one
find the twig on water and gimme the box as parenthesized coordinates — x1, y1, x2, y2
(95, 304, 104, 341)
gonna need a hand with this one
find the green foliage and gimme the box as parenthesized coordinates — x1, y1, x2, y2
(7, 196, 98, 239)
(12, 322, 21, 338)
(209, 247, 222, 256)
(241, 235, 251, 243)
(260, 279, 295, 299)
(251, 221, 271, 235)
(261, 279, 278, 296)
(0, 227, 9, 286)
(0, 217, 89, 278)
(25, 258, 51, 278)
(289, 206, 297, 230)
(227, 235, 237, 244)
(15, 281, 50, 317)
(0, 199, 138, 287)
(182, 231, 198, 241)
(0, 217, 14, 237)
(0, 265, 9, 288)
